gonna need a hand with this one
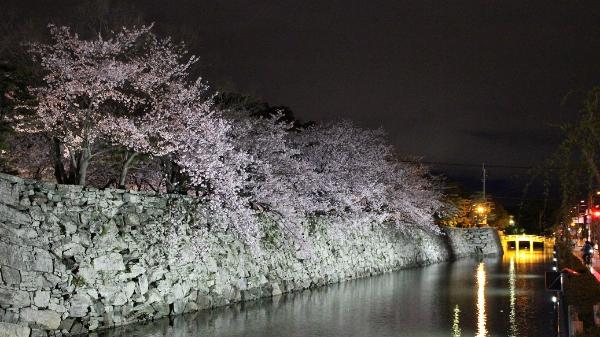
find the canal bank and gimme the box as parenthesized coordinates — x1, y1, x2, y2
(559, 244, 600, 336)
(98, 250, 554, 337)
(0, 173, 502, 336)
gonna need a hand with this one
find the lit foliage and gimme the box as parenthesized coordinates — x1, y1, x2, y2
(8, 24, 445, 254)
(9, 24, 261, 248)
(290, 122, 442, 234)
(438, 195, 509, 229)
(15, 24, 223, 185)
(226, 114, 443, 241)
(438, 197, 477, 228)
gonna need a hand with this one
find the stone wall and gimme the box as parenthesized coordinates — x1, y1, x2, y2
(0, 173, 502, 337)
(444, 227, 504, 257)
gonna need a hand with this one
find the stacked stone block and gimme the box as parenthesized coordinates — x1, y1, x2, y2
(0, 173, 501, 336)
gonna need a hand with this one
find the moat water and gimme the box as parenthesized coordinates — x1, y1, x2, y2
(99, 250, 555, 337)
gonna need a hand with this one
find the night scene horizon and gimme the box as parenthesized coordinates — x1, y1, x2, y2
(1, 1, 600, 337)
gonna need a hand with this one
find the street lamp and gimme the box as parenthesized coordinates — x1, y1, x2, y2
(476, 205, 487, 214)
(474, 202, 490, 226)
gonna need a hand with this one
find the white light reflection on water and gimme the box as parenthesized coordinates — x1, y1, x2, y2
(100, 253, 556, 337)
(475, 262, 488, 337)
(452, 304, 461, 337)
(509, 257, 518, 337)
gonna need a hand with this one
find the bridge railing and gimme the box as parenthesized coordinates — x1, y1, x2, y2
(499, 233, 554, 252)
(501, 234, 550, 243)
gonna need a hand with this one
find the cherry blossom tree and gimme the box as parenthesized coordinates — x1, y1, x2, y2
(224, 111, 319, 250)
(290, 121, 443, 234)
(12, 23, 264, 250)
(17, 24, 204, 186)
(225, 114, 443, 250)
(9, 23, 447, 256)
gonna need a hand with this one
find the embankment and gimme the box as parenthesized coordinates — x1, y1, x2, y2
(0, 173, 501, 336)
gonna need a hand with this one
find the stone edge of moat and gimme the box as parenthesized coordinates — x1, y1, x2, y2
(0, 173, 502, 337)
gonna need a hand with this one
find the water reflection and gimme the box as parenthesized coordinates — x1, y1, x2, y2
(504, 250, 548, 264)
(100, 251, 554, 337)
(475, 262, 488, 337)
(452, 305, 461, 337)
(509, 257, 517, 337)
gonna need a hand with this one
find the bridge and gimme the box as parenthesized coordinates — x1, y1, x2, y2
(499, 233, 554, 252)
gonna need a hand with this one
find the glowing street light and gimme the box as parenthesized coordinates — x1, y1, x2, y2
(473, 202, 490, 226)
(476, 205, 487, 214)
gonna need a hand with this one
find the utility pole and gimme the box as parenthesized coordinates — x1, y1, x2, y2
(482, 163, 486, 201)
(588, 192, 594, 242)
(479, 163, 488, 226)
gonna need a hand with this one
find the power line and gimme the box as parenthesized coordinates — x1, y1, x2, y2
(400, 160, 557, 170)
(491, 195, 561, 201)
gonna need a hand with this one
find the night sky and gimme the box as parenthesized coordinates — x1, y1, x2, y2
(5, 0, 600, 207)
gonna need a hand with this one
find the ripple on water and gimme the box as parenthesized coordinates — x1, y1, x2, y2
(99, 251, 555, 337)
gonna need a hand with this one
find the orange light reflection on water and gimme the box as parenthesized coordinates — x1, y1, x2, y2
(503, 249, 551, 337)
(509, 257, 517, 337)
(475, 262, 487, 337)
(453, 250, 551, 337)
(502, 250, 550, 264)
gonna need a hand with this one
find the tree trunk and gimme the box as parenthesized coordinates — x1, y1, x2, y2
(50, 137, 67, 184)
(166, 162, 178, 194)
(118, 152, 138, 189)
(77, 147, 91, 186)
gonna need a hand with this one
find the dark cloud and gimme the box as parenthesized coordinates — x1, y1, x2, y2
(4, 0, 600, 206)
